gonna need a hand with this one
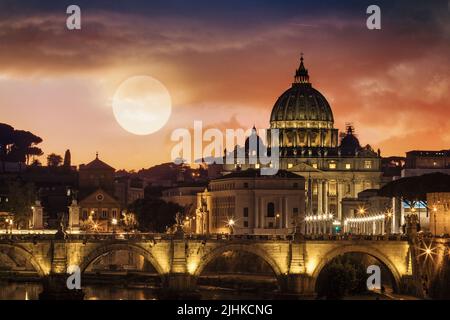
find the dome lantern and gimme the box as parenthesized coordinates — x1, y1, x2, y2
(294, 53, 310, 84)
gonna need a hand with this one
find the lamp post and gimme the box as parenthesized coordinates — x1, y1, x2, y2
(111, 218, 117, 234)
(385, 209, 393, 235)
(276, 213, 280, 229)
(5, 218, 13, 234)
(358, 207, 366, 216)
(432, 206, 437, 236)
(227, 218, 235, 235)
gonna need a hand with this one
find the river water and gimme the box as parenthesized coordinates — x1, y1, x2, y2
(0, 282, 272, 300)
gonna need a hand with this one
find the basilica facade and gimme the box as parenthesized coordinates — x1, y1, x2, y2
(222, 55, 383, 223)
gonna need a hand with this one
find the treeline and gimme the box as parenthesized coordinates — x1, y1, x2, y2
(0, 123, 43, 165)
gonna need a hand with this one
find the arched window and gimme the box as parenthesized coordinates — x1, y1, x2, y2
(267, 202, 275, 217)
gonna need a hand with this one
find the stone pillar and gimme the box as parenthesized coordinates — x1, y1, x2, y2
(254, 194, 259, 229)
(39, 274, 84, 300)
(39, 240, 84, 300)
(323, 180, 328, 214)
(337, 181, 343, 221)
(284, 198, 288, 228)
(32, 200, 44, 230)
(206, 195, 212, 233)
(317, 180, 323, 214)
(259, 198, 264, 228)
(68, 200, 80, 232)
(159, 239, 199, 299)
(280, 274, 314, 296)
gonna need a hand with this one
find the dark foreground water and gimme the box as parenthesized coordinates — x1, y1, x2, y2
(0, 281, 274, 300)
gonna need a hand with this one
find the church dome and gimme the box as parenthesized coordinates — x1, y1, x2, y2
(244, 126, 265, 155)
(339, 125, 362, 156)
(270, 55, 334, 127)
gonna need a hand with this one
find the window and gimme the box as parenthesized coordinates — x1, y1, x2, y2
(293, 183, 299, 188)
(345, 163, 351, 169)
(255, 163, 260, 169)
(329, 162, 336, 169)
(101, 209, 108, 218)
(82, 210, 88, 220)
(364, 160, 372, 169)
(244, 221, 249, 228)
(328, 181, 337, 196)
(243, 182, 249, 188)
(293, 208, 299, 214)
(243, 207, 249, 217)
(288, 163, 293, 169)
(267, 202, 275, 217)
(268, 222, 274, 228)
(112, 210, 117, 218)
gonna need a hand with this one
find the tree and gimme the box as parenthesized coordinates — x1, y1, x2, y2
(63, 149, 71, 167)
(316, 254, 368, 299)
(0, 178, 35, 229)
(429, 258, 450, 299)
(129, 198, 182, 232)
(0, 123, 14, 159)
(0, 123, 43, 166)
(27, 146, 44, 164)
(7, 130, 43, 164)
(47, 153, 63, 167)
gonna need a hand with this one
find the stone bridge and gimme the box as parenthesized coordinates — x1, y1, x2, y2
(0, 233, 427, 297)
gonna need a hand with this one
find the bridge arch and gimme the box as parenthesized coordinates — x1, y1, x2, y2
(0, 244, 45, 276)
(311, 244, 402, 292)
(194, 243, 283, 279)
(79, 243, 164, 275)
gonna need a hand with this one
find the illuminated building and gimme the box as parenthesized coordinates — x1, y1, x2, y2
(222, 55, 383, 222)
(195, 169, 305, 235)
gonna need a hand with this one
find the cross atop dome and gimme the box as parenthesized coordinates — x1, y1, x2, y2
(294, 52, 310, 84)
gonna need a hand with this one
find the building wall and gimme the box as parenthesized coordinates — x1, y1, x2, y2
(428, 192, 450, 236)
(196, 177, 305, 235)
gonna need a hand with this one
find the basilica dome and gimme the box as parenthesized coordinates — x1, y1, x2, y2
(339, 125, 361, 156)
(270, 56, 334, 128)
(268, 55, 338, 151)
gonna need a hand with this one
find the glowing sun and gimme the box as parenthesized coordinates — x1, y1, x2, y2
(112, 75, 172, 135)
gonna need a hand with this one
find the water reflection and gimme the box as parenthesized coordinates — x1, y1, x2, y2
(0, 282, 42, 300)
(0, 282, 272, 300)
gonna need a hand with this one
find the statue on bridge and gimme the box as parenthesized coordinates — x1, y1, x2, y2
(55, 213, 68, 240)
(173, 212, 185, 239)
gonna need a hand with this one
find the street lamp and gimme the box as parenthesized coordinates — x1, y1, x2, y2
(227, 218, 235, 235)
(358, 207, 366, 216)
(5, 218, 13, 234)
(276, 213, 280, 228)
(432, 205, 438, 236)
(111, 218, 118, 234)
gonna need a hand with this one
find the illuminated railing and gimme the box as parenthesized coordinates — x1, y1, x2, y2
(0, 232, 415, 242)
